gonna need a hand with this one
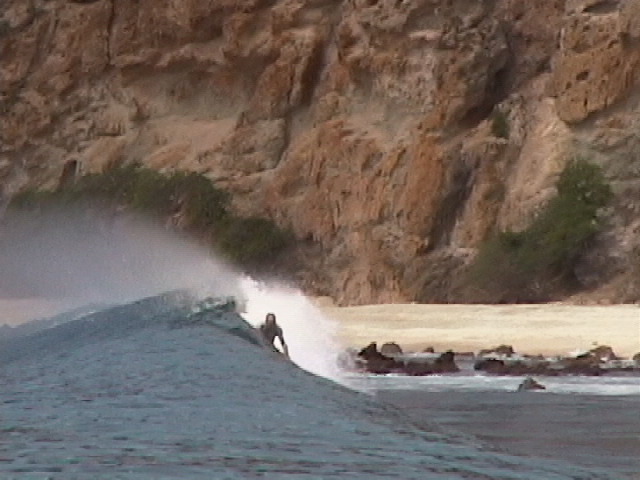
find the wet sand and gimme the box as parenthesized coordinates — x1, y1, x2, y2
(321, 303, 640, 357)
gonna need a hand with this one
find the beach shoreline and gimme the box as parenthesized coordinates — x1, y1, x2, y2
(320, 302, 640, 358)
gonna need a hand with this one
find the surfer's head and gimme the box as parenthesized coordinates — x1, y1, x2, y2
(265, 313, 276, 325)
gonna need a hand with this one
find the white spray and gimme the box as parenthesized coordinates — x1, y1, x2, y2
(0, 206, 346, 383)
(240, 277, 346, 382)
(0, 207, 241, 307)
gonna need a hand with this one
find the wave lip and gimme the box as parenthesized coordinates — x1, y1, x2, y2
(0, 293, 617, 479)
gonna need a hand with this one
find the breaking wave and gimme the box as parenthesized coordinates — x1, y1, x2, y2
(0, 292, 617, 479)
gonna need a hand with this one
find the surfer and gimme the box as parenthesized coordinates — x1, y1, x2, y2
(259, 313, 289, 359)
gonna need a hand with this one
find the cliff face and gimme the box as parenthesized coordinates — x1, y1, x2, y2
(2, 0, 640, 305)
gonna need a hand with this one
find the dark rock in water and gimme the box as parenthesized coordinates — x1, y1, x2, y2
(358, 342, 379, 358)
(517, 377, 546, 392)
(559, 353, 603, 376)
(423, 346, 435, 353)
(357, 344, 459, 376)
(589, 345, 618, 361)
(474, 358, 556, 376)
(633, 352, 640, 363)
(380, 342, 403, 356)
(473, 352, 615, 377)
(357, 342, 403, 374)
(403, 352, 459, 376)
(403, 361, 436, 376)
(479, 344, 515, 357)
(434, 350, 459, 373)
(474, 358, 506, 374)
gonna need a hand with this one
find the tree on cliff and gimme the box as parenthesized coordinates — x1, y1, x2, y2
(464, 158, 613, 303)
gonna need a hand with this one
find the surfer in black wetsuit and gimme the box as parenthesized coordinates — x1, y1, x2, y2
(259, 313, 289, 359)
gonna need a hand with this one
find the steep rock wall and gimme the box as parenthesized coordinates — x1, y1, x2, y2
(1, 0, 640, 304)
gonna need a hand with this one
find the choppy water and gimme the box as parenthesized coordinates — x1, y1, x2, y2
(344, 371, 640, 396)
(0, 293, 620, 479)
(376, 390, 640, 479)
(343, 353, 640, 478)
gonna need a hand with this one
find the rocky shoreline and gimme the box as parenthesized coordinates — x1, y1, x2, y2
(346, 342, 640, 378)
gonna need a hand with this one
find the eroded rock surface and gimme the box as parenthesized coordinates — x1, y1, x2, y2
(2, 0, 640, 304)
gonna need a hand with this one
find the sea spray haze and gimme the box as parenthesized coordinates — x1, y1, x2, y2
(0, 205, 241, 308)
(0, 205, 345, 380)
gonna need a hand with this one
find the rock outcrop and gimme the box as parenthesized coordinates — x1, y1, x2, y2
(517, 377, 546, 392)
(2, 0, 640, 304)
(473, 348, 640, 376)
(355, 343, 459, 376)
(380, 342, 403, 356)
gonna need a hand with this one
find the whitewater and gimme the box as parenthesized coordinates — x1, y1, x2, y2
(0, 209, 636, 479)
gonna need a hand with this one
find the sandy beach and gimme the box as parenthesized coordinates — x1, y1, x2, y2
(321, 303, 640, 358)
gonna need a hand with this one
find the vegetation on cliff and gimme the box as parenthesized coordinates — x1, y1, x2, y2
(9, 164, 294, 269)
(465, 159, 613, 302)
(490, 109, 510, 139)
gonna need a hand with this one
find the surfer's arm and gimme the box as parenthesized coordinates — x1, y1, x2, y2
(277, 331, 289, 359)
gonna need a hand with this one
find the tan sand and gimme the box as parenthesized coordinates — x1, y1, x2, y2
(320, 303, 640, 358)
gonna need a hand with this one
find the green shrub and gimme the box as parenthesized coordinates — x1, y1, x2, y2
(167, 171, 229, 229)
(466, 158, 612, 301)
(219, 217, 293, 265)
(9, 164, 292, 268)
(491, 109, 510, 139)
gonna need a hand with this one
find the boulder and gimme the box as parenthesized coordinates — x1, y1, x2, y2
(404, 350, 460, 376)
(434, 350, 459, 373)
(517, 377, 546, 392)
(357, 342, 402, 374)
(479, 344, 515, 357)
(560, 352, 603, 376)
(403, 361, 437, 376)
(474, 358, 506, 374)
(474, 358, 554, 376)
(589, 345, 618, 361)
(380, 342, 403, 356)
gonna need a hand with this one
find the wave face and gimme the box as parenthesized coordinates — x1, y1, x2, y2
(239, 278, 345, 381)
(0, 293, 617, 479)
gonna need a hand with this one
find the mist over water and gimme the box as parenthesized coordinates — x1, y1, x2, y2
(0, 206, 344, 380)
(0, 207, 241, 307)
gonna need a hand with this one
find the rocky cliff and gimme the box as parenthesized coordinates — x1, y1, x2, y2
(2, 0, 640, 305)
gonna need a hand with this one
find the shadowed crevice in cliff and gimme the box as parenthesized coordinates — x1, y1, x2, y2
(106, 0, 116, 66)
(426, 157, 475, 251)
(298, 37, 328, 109)
(459, 58, 513, 129)
(583, 0, 620, 15)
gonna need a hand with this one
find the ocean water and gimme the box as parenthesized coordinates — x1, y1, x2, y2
(0, 291, 624, 480)
(343, 350, 640, 478)
(376, 390, 640, 479)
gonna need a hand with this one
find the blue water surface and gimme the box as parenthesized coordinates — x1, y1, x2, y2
(0, 295, 617, 479)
